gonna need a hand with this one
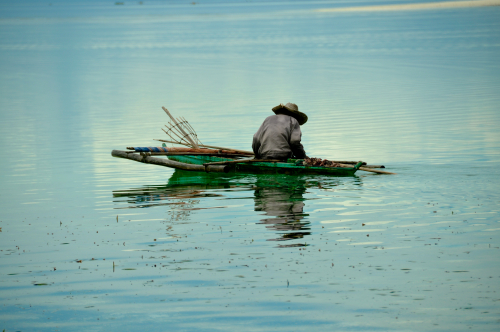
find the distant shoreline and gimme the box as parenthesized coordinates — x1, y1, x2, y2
(316, 0, 500, 12)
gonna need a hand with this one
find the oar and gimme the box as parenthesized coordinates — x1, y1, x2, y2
(331, 161, 385, 168)
(338, 163, 396, 174)
(359, 168, 396, 174)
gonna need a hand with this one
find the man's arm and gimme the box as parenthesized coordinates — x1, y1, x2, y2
(289, 120, 306, 159)
(252, 133, 261, 158)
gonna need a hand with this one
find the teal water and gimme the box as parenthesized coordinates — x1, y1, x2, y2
(1, 1, 500, 331)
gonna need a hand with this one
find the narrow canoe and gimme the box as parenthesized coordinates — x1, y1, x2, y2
(111, 150, 363, 175)
(167, 155, 363, 176)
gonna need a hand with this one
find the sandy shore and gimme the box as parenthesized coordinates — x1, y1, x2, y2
(316, 0, 500, 12)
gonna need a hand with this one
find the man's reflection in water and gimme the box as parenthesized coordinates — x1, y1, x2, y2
(114, 171, 342, 247)
(253, 177, 310, 246)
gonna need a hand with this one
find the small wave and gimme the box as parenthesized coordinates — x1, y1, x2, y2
(317, 0, 500, 13)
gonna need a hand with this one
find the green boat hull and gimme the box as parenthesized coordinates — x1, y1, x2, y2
(167, 155, 361, 176)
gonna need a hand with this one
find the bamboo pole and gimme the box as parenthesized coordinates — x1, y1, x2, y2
(338, 163, 396, 174)
(162, 107, 199, 148)
(357, 167, 395, 174)
(154, 139, 254, 155)
(352, 164, 385, 169)
(329, 161, 384, 168)
(111, 150, 228, 173)
(126, 146, 252, 155)
(125, 152, 247, 158)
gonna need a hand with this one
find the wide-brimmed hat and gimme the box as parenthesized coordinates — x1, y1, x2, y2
(271, 103, 308, 125)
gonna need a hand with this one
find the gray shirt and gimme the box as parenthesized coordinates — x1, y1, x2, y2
(252, 114, 306, 160)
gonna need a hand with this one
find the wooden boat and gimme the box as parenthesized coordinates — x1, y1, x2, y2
(167, 154, 363, 176)
(110, 107, 395, 175)
(111, 148, 364, 176)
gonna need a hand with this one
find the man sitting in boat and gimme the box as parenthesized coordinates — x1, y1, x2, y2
(252, 103, 307, 161)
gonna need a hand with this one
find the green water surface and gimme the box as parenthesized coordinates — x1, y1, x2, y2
(0, 1, 499, 331)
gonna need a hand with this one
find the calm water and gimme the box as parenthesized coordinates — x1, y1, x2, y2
(1, 1, 500, 331)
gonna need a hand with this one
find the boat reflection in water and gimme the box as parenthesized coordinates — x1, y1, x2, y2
(253, 176, 310, 247)
(113, 170, 356, 247)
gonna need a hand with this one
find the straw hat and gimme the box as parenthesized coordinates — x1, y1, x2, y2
(272, 103, 308, 125)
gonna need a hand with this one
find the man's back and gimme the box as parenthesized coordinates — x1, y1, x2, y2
(252, 114, 306, 160)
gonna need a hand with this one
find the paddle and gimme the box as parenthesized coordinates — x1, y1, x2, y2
(337, 163, 396, 174)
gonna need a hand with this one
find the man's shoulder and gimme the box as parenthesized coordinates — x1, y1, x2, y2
(261, 114, 279, 124)
(264, 114, 279, 120)
(264, 114, 294, 122)
(260, 114, 298, 129)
